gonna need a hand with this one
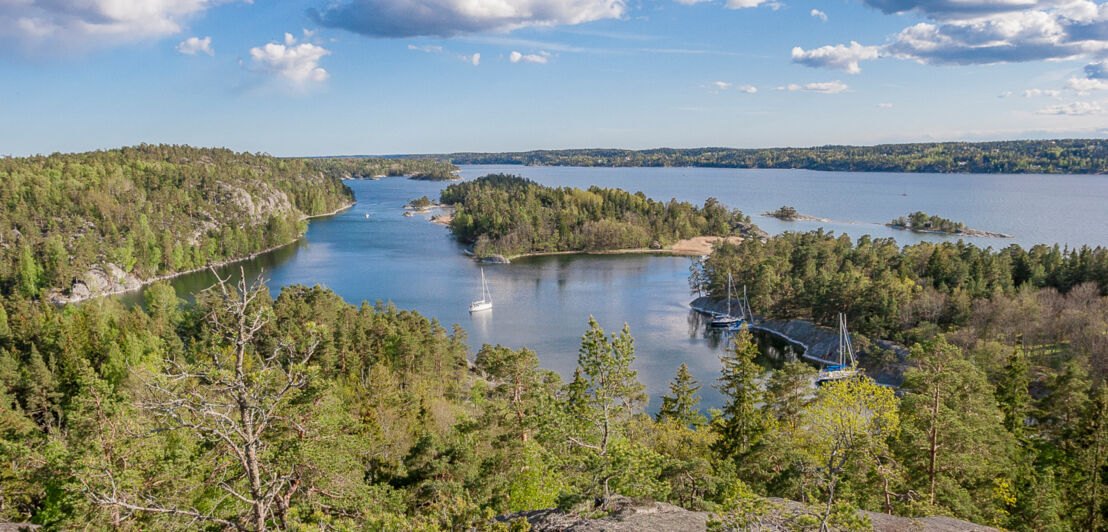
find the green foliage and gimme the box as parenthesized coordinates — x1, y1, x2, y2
(305, 157, 458, 181)
(0, 145, 356, 298)
(713, 327, 772, 458)
(441, 174, 755, 258)
(767, 205, 799, 220)
(442, 140, 1108, 174)
(657, 363, 706, 428)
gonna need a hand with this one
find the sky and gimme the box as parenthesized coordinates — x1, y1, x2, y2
(2, 0, 1108, 156)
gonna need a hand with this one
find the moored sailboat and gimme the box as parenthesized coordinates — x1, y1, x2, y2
(469, 268, 493, 312)
(710, 271, 744, 328)
(816, 313, 862, 385)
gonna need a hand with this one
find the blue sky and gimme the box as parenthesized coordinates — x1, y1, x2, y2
(2, 0, 1107, 156)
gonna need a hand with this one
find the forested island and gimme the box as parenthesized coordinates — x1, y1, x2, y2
(0, 145, 361, 302)
(885, 211, 1011, 238)
(440, 174, 763, 258)
(421, 139, 1108, 174)
(305, 156, 459, 180)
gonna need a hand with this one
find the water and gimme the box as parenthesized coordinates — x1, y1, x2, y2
(118, 166, 1108, 410)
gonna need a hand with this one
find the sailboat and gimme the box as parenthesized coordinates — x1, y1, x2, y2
(469, 268, 493, 312)
(710, 272, 744, 328)
(816, 313, 862, 385)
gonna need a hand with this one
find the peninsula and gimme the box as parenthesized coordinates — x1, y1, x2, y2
(887, 211, 1012, 238)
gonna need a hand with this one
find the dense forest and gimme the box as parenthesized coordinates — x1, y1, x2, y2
(886, 212, 966, 234)
(0, 272, 1103, 530)
(303, 157, 459, 180)
(430, 139, 1108, 174)
(0, 145, 356, 301)
(691, 231, 1108, 530)
(440, 174, 759, 258)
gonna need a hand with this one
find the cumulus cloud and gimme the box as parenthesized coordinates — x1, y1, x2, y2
(713, 81, 732, 89)
(0, 0, 229, 52)
(802, 0, 1108, 71)
(737, 84, 758, 93)
(408, 44, 444, 53)
(249, 33, 331, 85)
(811, 9, 828, 21)
(465, 52, 481, 65)
(1037, 101, 1103, 115)
(776, 80, 849, 93)
(1087, 60, 1108, 79)
(1023, 88, 1061, 97)
(309, 0, 625, 38)
(510, 50, 549, 63)
(877, 102, 894, 107)
(176, 35, 213, 55)
(1066, 77, 1108, 92)
(792, 41, 880, 73)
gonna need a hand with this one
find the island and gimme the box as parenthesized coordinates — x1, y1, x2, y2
(886, 211, 1012, 238)
(305, 156, 459, 180)
(439, 173, 765, 259)
(762, 205, 830, 222)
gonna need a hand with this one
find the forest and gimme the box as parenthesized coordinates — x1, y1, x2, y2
(432, 139, 1108, 174)
(886, 212, 966, 234)
(0, 268, 1103, 530)
(0, 145, 357, 301)
(303, 157, 459, 181)
(688, 231, 1108, 530)
(440, 174, 758, 258)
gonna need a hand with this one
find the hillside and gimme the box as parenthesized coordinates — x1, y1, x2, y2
(0, 144, 355, 302)
(424, 139, 1108, 174)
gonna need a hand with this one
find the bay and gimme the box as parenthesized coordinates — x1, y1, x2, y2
(118, 166, 1108, 410)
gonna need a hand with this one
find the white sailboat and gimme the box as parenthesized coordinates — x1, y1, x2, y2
(469, 268, 493, 312)
(816, 313, 862, 385)
(710, 272, 744, 328)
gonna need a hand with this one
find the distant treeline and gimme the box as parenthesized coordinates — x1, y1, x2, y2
(0, 144, 354, 299)
(440, 174, 757, 257)
(427, 139, 1108, 174)
(306, 157, 458, 180)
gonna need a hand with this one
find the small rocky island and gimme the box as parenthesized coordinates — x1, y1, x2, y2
(763, 205, 829, 222)
(887, 211, 1012, 238)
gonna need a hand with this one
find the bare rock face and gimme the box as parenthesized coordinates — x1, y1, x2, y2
(50, 263, 145, 304)
(495, 496, 999, 532)
(480, 254, 511, 264)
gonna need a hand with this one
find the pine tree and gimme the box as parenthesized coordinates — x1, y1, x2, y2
(657, 363, 705, 428)
(713, 326, 771, 458)
(995, 347, 1031, 439)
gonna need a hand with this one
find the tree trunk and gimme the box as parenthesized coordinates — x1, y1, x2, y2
(928, 382, 940, 506)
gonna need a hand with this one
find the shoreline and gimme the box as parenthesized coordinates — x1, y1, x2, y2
(886, 224, 1013, 238)
(53, 201, 356, 305)
(494, 236, 745, 261)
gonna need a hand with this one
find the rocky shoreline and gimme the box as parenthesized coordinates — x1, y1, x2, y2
(48, 202, 355, 305)
(887, 224, 1013, 238)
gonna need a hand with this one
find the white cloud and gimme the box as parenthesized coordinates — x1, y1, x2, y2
(1037, 101, 1103, 115)
(674, 0, 712, 4)
(1023, 88, 1061, 97)
(792, 41, 880, 73)
(877, 102, 893, 108)
(805, 1, 1108, 71)
(176, 35, 213, 56)
(725, 0, 781, 8)
(510, 50, 549, 63)
(0, 0, 230, 53)
(737, 84, 757, 93)
(811, 9, 828, 21)
(998, 91, 1014, 98)
(249, 33, 331, 86)
(311, 0, 625, 38)
(1066, 77, 1108, 92)
(408, 44, 444, 53)
(776, 80, 849, 93)
(713, 81, 732, 90)
(466, 52, 481, 65)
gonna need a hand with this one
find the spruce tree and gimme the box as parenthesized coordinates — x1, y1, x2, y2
(713, 326, 771, 458)
(657, 363, 705, 428)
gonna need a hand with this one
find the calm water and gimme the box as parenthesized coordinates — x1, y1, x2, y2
(119, 166, 1108, 410)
